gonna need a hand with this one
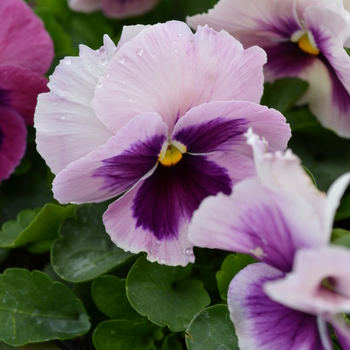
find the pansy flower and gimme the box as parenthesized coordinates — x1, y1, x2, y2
(188, 130, 350, 348)
(188, 0, 350, 138)
(68, 0, 160, 19)
(0, 0, 53, 182)
(35, 21, 290, 266)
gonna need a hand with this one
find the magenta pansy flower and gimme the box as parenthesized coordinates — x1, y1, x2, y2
(188, 0, 350, 138)
(0, 0, 53, 182)
(188, 130, 350, 348)
(68, 0, 159, 19)
(35, 21, 290, 266)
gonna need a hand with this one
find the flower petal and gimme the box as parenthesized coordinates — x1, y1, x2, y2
(53, 113, 167, 204)
(103, 181, 196, 266)
(68, 0, 101, 12)
(327, 314, 350, 350)
(171, 101, 290, 155)
(187, 0, 301, 45)
(0, 66, 48, 125)
(0, 0, 53, 74)
(35, 35, 117, 175)
(264, 247, 350, 316)
(101, 0, 159, 18)
(228, 263, 324, 350)
(93, 21, 266, 134)
(0, 106, 27, 182)
(188, 178, 327, 272)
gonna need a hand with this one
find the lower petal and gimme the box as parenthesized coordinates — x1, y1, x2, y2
(0, 106, 27, 182)
(228, 263, 324, 350)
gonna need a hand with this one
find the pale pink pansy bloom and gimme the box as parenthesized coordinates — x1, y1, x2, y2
(0, 0, 53, 182)
(35, 21, 291, 266)
(188, 0, 350, 138)
(68, 0, 160, 19)
(188, 129, 350, 348)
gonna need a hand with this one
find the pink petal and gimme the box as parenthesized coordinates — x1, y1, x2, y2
(52, 113, 167, 204)
(0, 66, 49, 125)
(228, 263, 324, 350)
(68, 0, 101, 12)
(0, 106, 27, 182)
(93, 21, 266, 135)
(34, 35, 117, 175)
(101, 0, 159, 18)
(0, 0, 53, 75)
(264, 246, 350, 316)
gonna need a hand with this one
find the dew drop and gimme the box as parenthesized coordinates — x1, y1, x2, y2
(155, 239, 161, 246)
(106, 73, 111, 78)
(60, 115, 66, 120)
(100, 58, 108, 66)
(151, 53, 157, 58)
(178, 33, 183, 37)
(119, 57, 126, 64)
(160, 259, 167, 264)
(174, 49, 179, 53)
(96, 83, 103, 88)
(173, 40, 177, 44)
(184, 248, 192, 255)
(136, 48, 144, 56)
(127, 97, 133, 102)
(99, 46, 106, 55)
(64, 58, 72, 65)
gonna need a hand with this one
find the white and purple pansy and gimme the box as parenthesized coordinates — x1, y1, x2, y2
(35, 21, 291, 266)
(0, 0, 53, 182)
(187, 0, 350, 138)
(188, 130, 350, 348)
(68, 0, 160, 19)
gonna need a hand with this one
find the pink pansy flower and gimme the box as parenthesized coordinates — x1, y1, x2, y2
(188, 130, 350, 348)
(68, 0, 159, 19)
(0, 0, 53, 182)
(188, 0, 350, 138)
(35, 21, 290, 266)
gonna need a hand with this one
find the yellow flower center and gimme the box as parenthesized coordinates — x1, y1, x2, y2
(159, 144, 183, 167)
(298, 33, 320, 55)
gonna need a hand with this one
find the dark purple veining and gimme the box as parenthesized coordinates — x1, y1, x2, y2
(173, 117, 248, 153)
(0, 127, 3, 150)
(235, 266, 323, 349)
(257, 15, 301, 39)
(94, 134, 166, 194)
(132, 153, 232, 240)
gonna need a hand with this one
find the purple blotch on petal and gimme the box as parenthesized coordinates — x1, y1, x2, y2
(94, 134, 166, 194)
(132, 154, 232, 240)
(0, 89, 11, 108)
(173, 117, 248, 153)
(265, 42, 315, 78)
(256, 16, 301, 39)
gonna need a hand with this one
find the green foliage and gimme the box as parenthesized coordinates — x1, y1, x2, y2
(186, 305, 238, 350)
(162, 334, 183, 350)
(93, 320, 160, 350)
(332, 228, 350, 249)
(335, 194, 350, 221)
(91, 275, 145, 323)
(216, 254, 256, 301)
(126, 257, 210, 332)
(51, 204, 135, 282)
(0, 204, 76, 250)
(0, 269, 90, 346)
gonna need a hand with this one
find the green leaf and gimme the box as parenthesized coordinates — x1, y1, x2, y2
(335, 194, 350, 221)
(260, 78, 309, 114)
(332, 229, 350, 249)
(0, 204, 76, 250)
(51, 204, 135, 283)
(93, 320, 158, 350)
(303, 166, 317, 187)
(0, 269, 90, 346)
(186, 305, 238, 350)
(162, 334, 182, 350)
(216, 254, 256, 300)
(0, 340, 63, 349)
(91, 276, 145, 323)
(126, 257, 210, 332)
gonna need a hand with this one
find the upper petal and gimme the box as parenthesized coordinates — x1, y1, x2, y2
(228, 263, 324, 350)
(171, 101, 290, 155)
(53, 113, 167, 204)
(0, 0, 53, 74)
(0, 106, 27, 182)
(264, 246, 350, 315)
(93, 21, 267, 134)
(68, 0, 101, 12)
(101, 0, 159, 18)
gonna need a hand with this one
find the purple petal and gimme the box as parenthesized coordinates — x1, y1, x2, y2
(228, 263, 324, 350)
(0, 106, 27, 182)
(132, 153, 232, 240)
(53, 113, 167, 204)
(101, 0, 159, 19)
(328, 314, 350, 350)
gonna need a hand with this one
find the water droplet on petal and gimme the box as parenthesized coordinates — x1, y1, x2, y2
(127, 98, 133, 102)
(96, 83, 103, 88)
(160, 259, 167, 264)
(100, 58, 108, 66)
(136, 48, 144, 56)
(184, 248, 192, 255)
(61, 115, 66, 120)
(106, 73, 111, 78)
(119, 57, 126, 64)
(64, 58, 72, 65)
(178, 33, 183, 37)
(155, 239, 161, 246)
